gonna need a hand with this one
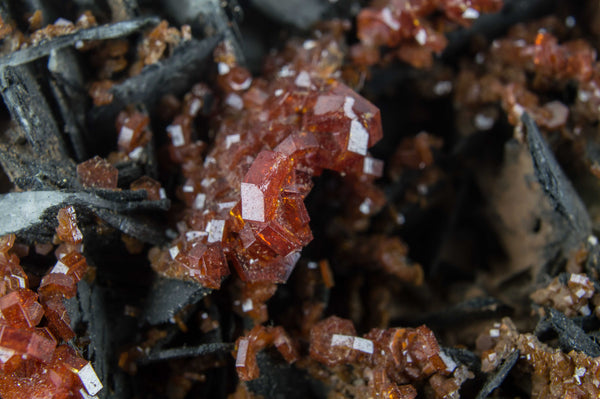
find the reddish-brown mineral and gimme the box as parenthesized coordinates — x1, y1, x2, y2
(116, 108, 152, 155)
(307, 316, 469, 398)
(234, 325, 298, 381)
(353, 0, 503, 67)
(151, 29, 384, 290)
(131, 176, 164, 201)
(531, 273, 595, 317)
(56, 206, 83, 244)
(477, 318, 600, 398)
(0, 207, 101, 399)
(77, 155, 119, 189)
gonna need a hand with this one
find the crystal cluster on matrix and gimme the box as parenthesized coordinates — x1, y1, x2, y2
(477, 318, 600, 398)
(353, 0, 503, 68)
(115, 108, 152, 159)
(530, 273, 597, 318)
(305, 316, 471, 399)
(234, 325, 298, 381)
(151, 28, 384, 289)
(453, 16, 599, 135)
(77, 155, 118, 189)
(0, 207, 102, 399)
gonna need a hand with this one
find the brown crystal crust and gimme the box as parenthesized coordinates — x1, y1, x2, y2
(56, 206, 84, 244)
(306, 316, 470, 399)
(0, 11, 98, 58)
(353, 0, 503, 68)
(452, 15, 600, 137)
(477, 318, 600, 398)
(0, 208, 102, 399)
(531, 273, 596, 317)
(234, 325, 299, 381)
(77, 155, 119, 189)
(151, 28, 384, 290)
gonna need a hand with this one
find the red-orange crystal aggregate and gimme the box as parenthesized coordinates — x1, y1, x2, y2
(77, 155, 119, 189)
(354, 0, 503, 67)
(306, 316, 470, 398)
(234, 325, 298, 381)
(116, 108, 152, 155)
(151, 32, 384, 289)
(453, 17, 600, 134)
(477, 318, 600, 398)
(0, 207, 102, 399)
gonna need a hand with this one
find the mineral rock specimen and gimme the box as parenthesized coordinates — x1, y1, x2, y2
(0, 207, 102, 399)
(477, 318, 600, 398)
(307, 316, 471, 398)
(234, 325, 298, 381)
(77, 155, 119, 189)
(353, 0, 503, 67)
(151, 29, 384, 289)
(531, 273, 596, 317)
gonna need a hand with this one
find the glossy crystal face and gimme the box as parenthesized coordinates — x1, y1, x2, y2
(151, 38, 384, 288)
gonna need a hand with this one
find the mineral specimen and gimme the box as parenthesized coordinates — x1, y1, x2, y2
(477, 318, 600, 398)
(307, 316, 471, 398)
(234, 325, 298, 381)
(0, 207, 102, 399)
(353, 0, 503, 67)
(77, 155, 119, 189)
(151, 29, 384, 289)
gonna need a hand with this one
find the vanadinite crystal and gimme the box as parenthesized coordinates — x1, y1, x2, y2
(353, 0, 503, 67)
(0, 207, 102, 399)
(234, 325, 298, 381)
(77, 155, 119, 189)
(308, 316, 468, 398)
(151, 30, 384, 289)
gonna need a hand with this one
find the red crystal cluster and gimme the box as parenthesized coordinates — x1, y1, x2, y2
(353, 0, 503, 68)
(477, 318, 600, 398)
(150, 31, 384, 289)
(77, 107, 166, 202)
(531, 273, 597, 318)
(234, 325, 298, 381)
(305, 316, 470, 398)
(230, 313, 472, 398)
(77, 155, 119, 189)
(454, 17, 599, 135)
(0, 207, 102, 399)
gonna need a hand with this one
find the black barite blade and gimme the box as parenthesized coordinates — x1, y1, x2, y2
(544, 307, 600, 357)
(523, 112, 591, 247)
(0, 190, 170, 244)
(138, 342, 233, 365)
(142, 276, 211, 325)
(247, 351, 326, 399)
(0, 17, 160, 68)
(475, 350, 519, 399)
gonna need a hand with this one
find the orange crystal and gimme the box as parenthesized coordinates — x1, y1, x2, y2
(0, 325, 56, 368)
(131, 176, 164, 201)
(355, 0, 502, 67)
(77, 155, 119, 189)
(56, 206, 83, 244)
(116, 109, 151, 154)
(234, 325, 298, 381)
(309, 316, 358, 366)
(0, 289, 43, 329)
(0, 211, 102, 398)
(152, 33, 384, 288)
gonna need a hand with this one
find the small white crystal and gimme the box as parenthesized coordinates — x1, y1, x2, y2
(206, 220, 226, 243)
(77, 363, 103, 396)
(167, 124, 185, 147)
